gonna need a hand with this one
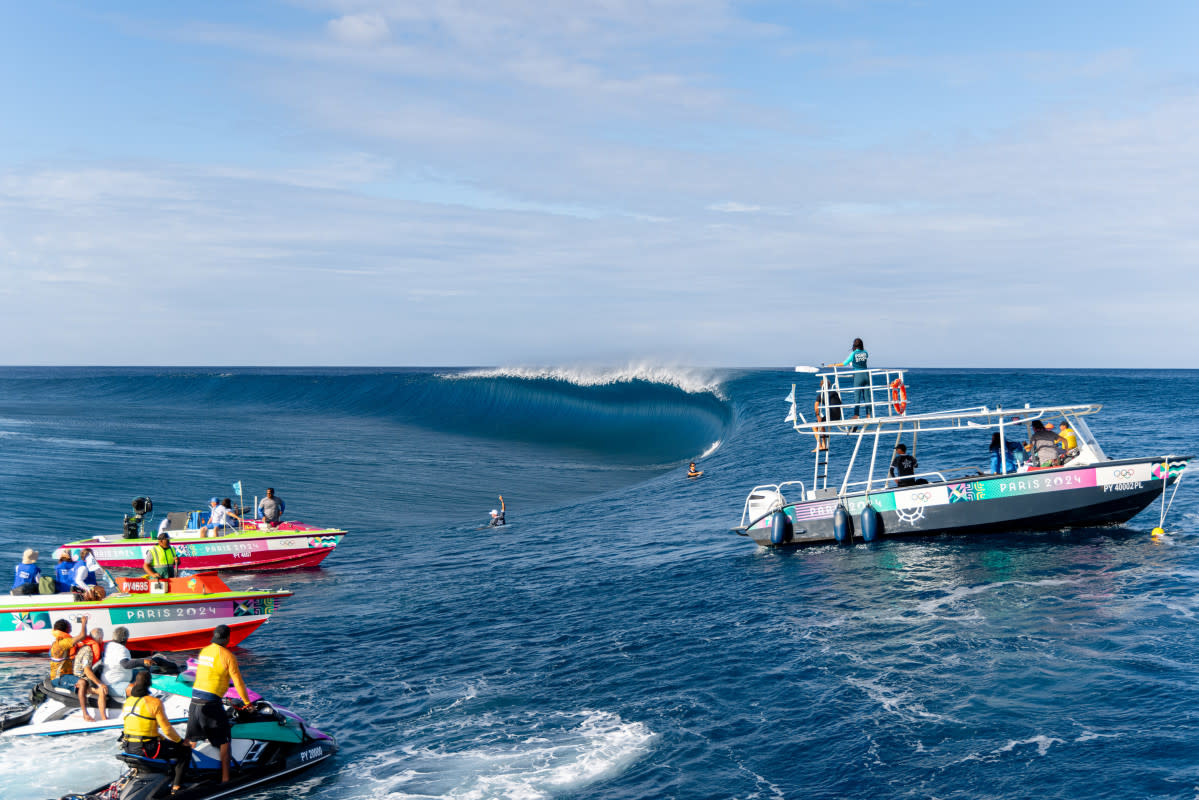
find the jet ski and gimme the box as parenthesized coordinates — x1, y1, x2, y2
(1, 657, 260, 738)
(57, 699, 336, 800)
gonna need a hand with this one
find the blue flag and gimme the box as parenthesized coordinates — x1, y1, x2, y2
(232, 480, 242, 495)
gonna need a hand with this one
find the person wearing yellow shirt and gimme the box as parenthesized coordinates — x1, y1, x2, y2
(185, 625, 252, 783)
(123, 671, 192, 792)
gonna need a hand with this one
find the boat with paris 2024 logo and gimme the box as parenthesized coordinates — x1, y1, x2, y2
(734, 366, 1190, 547)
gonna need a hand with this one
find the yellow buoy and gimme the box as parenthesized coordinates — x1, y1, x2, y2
(1151, 527, 1165, 536)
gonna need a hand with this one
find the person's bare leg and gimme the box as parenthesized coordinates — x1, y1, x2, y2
(77, 681, 94, 721)
(95, 685, 108, 720)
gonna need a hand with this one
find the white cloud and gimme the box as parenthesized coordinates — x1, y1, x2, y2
(326, 13, 390, 46)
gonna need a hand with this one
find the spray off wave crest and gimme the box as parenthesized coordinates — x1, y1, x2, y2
(449, 363, 729, 399)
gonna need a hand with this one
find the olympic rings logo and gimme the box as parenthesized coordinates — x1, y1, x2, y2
(910, 491, 932, 503)
(1112, 468, 1135, 479)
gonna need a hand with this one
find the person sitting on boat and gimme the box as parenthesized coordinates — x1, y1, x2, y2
(49, 616, 90, 686)
(122, 670, 192, 792)
(157, 516, 171, 536)
(11, 549, 40, 596)
(489, 495, 506, 527)
(188, 624, 253, 784)
(143, 532, 180, 580)
(1058, 422, 1079, 457)
(988, 433, 1023, 474)
(889, 444, 919, 487)
(1029, 421, 1061, 467)
(202, 497, 238, 535)
(73, 626, 108, 721)
(54, 552, 77, 594)
(827, 338, 870, 418)
(71, 547, 111, 598)
(812, 377, 842, 452)
(256, 487, 285, 527)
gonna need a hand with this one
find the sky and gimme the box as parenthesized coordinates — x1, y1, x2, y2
(1, 0, 1197, 367)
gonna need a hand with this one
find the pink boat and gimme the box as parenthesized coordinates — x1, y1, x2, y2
(57, 520, 347, 572)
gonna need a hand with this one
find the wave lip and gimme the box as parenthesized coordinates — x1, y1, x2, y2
(447, 363, 729, 399)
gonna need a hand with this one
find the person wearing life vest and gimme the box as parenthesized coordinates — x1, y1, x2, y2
(11, 549, 40, 595)
(143, 532, 180, 579)
(186, 625, 252, 783)
(54, 552, 78, 593)
(73, 626, 108, 721)
(1058, 421, 1079, 452)
(123, 670, 192, 792)
(49, 616, 90, 686)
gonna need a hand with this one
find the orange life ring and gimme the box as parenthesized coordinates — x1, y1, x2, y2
(890, 379, 908, 415)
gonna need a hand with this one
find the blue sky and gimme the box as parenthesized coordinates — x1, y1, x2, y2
(2, 1, 1197, 366)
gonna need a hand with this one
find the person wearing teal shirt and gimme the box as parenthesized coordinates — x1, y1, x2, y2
(827, 338, 870, 417)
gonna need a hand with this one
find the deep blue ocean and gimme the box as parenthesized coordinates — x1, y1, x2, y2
(1, 367, 1197, 800)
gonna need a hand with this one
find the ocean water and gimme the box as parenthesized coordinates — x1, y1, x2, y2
(0, 366, 1197, 800)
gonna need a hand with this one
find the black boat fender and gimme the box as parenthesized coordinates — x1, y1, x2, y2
(770, 510, 793, 545)
(833, 504, 854, 545)
(861, 505, 882, 542)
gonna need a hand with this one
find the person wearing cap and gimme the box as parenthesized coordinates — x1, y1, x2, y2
(122, 670, 192, 792)
(11, 549, 40, 595)
(187, 625, 252, 783)
(203, 497, 239, 535)
(488, 495, 506, 527)
(143, 532, 180, 579)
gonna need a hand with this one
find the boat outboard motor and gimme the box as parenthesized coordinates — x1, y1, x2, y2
(860, 505, 882, 542)
(123, 497, 153, 539)
(833, 504, 854, 545)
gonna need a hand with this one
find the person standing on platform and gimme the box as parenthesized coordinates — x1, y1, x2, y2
(827, 338, 871, 418)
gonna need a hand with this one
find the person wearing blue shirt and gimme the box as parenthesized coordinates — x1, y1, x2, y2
(54, 553, 77, 593)
(989, 433, 1024, 474)
(12, 549, 40, 595)
(827, 338, 871, 418)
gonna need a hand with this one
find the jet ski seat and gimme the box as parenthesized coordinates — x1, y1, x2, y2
(116, 752, 175, 772)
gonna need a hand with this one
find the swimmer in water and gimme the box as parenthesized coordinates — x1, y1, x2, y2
(488, 495, 506, 527)
(687, 462, 701, 478)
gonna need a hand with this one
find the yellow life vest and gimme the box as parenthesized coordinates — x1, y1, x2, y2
(149, 545, 177, 568)
(122, 696, 162, 740)
(1059, 427, 1078, 450)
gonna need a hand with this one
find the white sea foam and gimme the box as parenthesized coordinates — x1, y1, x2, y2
(444, 363, 728, 398)
(699, 439, 721, 459)
(996, 734, 1064, 757)
(349, 710, 656, 800)
(914, 578, 1080, 616)
(1, 734, 124, 800)
(846, 676, 959, 725)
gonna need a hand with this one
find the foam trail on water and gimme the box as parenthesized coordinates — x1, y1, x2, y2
(699, 439, 722, 459)
(348, 710, 656, 800)
(1, 734, 123, 800)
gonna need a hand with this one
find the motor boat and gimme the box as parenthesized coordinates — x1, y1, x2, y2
(734, 366, 1190, 546)
(57, 496, 346, 571)
(0, 574, 289, 654)
(56, 700, 335, 800)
